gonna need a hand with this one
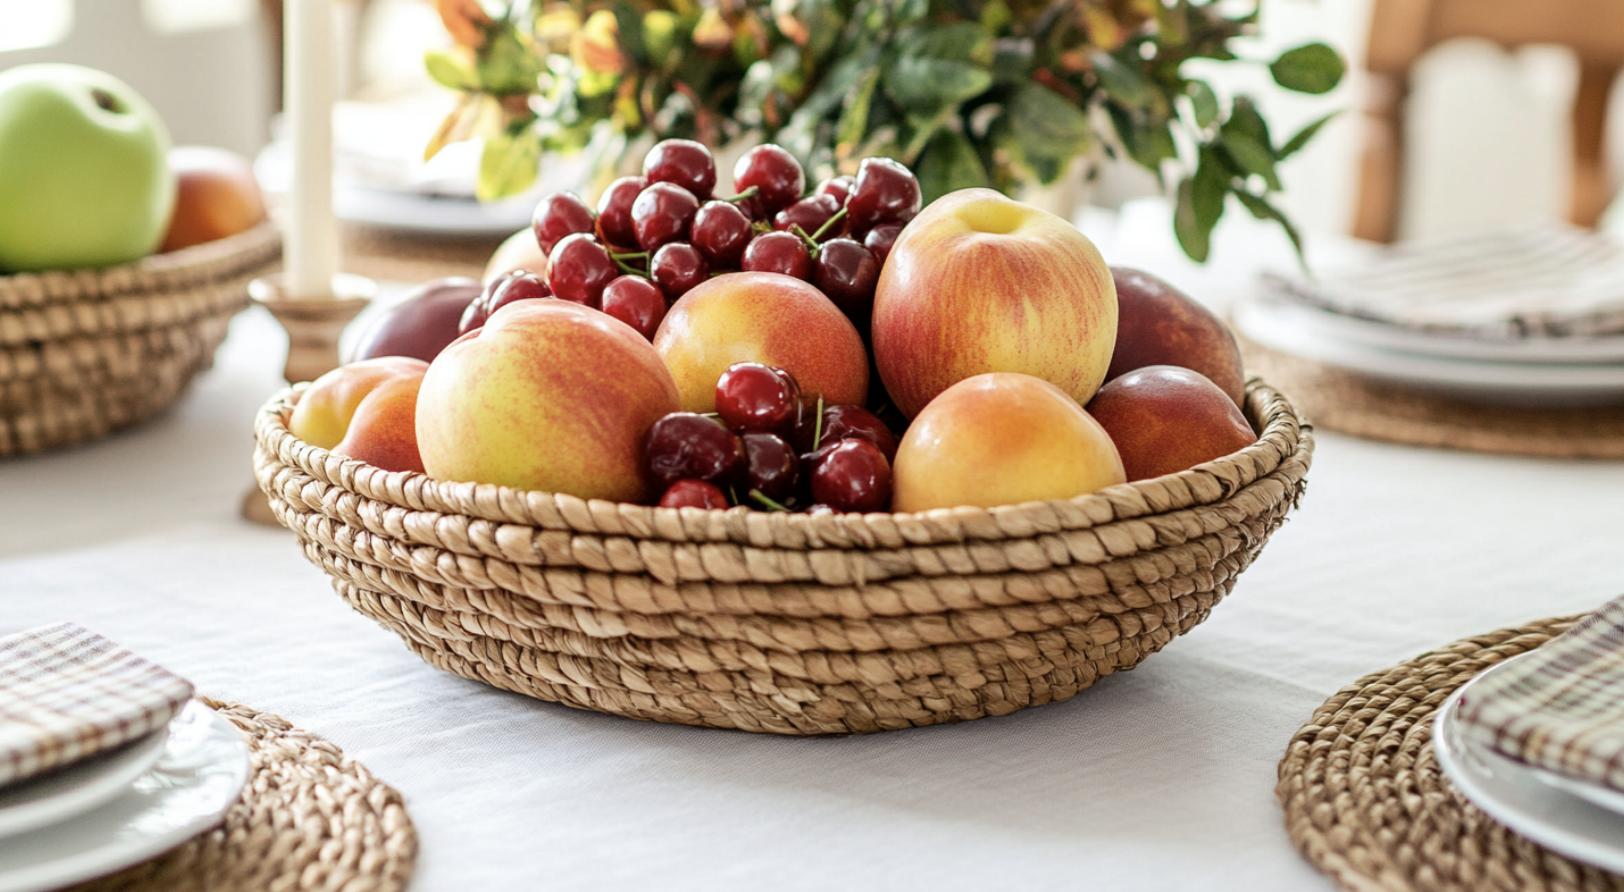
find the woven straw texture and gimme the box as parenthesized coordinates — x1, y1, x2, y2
(65, 697, 417, 892)
(0, 223, 281, 456)
(254, 377, 1312, 735)
(1241, 336, 1624, 460)
(1275, 616, 1624, 892)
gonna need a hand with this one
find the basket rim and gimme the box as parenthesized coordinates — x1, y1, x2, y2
(254, 375, 1312, 548)
(0, 221, 281, 311)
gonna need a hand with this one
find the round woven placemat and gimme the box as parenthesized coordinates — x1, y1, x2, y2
(1275, 615, 1624, 892)
(65, 697, 417, 892)
(1241, 337, 1624, 459)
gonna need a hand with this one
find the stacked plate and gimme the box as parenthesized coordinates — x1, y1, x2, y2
(0, 701, 250, 892)
(1434, 655, 1624, 873)
(1233, 225, 1624, 405)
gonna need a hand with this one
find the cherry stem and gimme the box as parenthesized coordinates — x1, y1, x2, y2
(810, 396, 825, 451)
(611, 253, 648, 276)
(610, 251, 649, 260)
(749, 489, 790, 512)
(728, 484, 740, 507)
(727, 185, 759, 203)
(790, 224, 819, 252)
(809, 205, 847, 242)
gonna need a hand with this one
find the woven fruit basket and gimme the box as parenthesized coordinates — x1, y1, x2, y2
(254, 377, 1311, 735)
(0, 222, 281, 456)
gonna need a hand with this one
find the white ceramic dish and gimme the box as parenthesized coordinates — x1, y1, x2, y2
(333, 185, 538, 237)
(0, 701, 251, 892)
(0, 728, 169, 839)
(1433, 657, 1624, 873)
(1233, 294, 1624, 406)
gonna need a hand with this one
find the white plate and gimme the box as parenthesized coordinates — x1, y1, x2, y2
(1433, 657, 1624, 873)
(1233, 293, 1624, 406)
(0, 728, 169, 839)
(0, 701, 251, 892)
(333, 185, 537, 237)
(1252, 287, 1624, 365)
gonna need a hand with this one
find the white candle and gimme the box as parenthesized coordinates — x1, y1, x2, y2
(284, 0, 339, 298)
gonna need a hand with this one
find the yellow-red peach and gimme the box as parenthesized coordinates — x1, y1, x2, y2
(288, 356, 429, 449)
(332, 372, 426, 473)
(1086, 365, 1255, 481)
(652, 271, 868, 413)
(891, 372, 1125, 512)
(160, 146, 266, 252)
(872, 188, 1116, 418)
(1106, 268, 1246, 407)
(416, 300, 680, 501)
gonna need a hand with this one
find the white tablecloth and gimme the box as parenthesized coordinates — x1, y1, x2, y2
(3, 207, 1622, 891)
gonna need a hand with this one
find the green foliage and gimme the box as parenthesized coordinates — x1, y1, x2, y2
(436, 0, 1346, 262)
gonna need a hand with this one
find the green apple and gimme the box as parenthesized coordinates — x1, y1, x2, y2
(0, 64, 174, 273)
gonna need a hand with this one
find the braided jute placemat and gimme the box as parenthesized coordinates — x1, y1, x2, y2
(1240, 337, 1624, 460)
(64, 697, 416, 892)
(1274, 615, 1624, 892)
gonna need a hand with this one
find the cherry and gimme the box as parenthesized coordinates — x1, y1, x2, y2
(741, 432, 799, 505)
(691, 200, 753, 268)
(815, 175, 854, 205)
(774, 194, 842, 239)
(862, 223, 903, 264)
(810, 438, 891, 513)
(631, 182, 700, 252)
(649, 243, 709, 300)
(733, 144, 805, 215)
(804, 503, 838, 516)
(741, 231, 812, 279)
(715, 362, 801, 433)
(644, 412, 746, 489)
(643, 139, 716, 199)
(659, 479, 730, 509)
(595, 175, 647, 248)
(812, 238, 880, 324)
(820, 404, 898, 462)
(532, 192, 596, 255)
(600, 275, 666, 340)
(546, 233, 618, 308)
(847, 157, 921, 234)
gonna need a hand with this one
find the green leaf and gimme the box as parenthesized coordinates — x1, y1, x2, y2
(610, 1, 646, 67)
(980, 0, 1012, 35)
(1225, 96, 1271, 146)
(896, 0, 930, 24)
(883, 56, 994, 112)
(991, 43, 1033, 84)
(642, 11, 677, 67)
(900, 22, 994, 66)
(1277, 111, 1338, 160)
(1191, 146, 1228, 229)
(1234, 191, 1306, 261)
(915, 129, 989, 204)
(836, 69, 880, 157)
(1217, 129, 1279, 190)
(1092, 51, 1152, 109)
(1007, 82, 1092, 159)
(1270, 42, 1345, 95)
(476, 23, 542, 95)
(477, 127, 542, 201)
(1109, 105, 1177, 171)
(1174, 179, 1211, 263)
(424, 49, 478, 92)
(1186, 79, 1218, 128)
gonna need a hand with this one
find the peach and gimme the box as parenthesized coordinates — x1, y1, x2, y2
(1086, 365, 1255, 481)
(1107, 268, 1246, 406)
(891, 372, 1125, 513)
(332, 372, 426, 473)
(416, 300, 680, 501)
(160, 146, 265, 252)
(483, 226, 548, 284)
(288, 356, 429, 449)
(872, 188, 1116, 418)
(652, 271, 867, 414)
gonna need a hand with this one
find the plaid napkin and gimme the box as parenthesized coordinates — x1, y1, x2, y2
(1264, 224, 1624, 339)
(0, 622, 193, 788)
(1457, 596, 1624, 790)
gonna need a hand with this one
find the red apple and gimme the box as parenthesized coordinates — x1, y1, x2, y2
(871, 188, 1116, 418)
(160, 146, 265, 252)
(652, 271, 868, 413)
(1086, 365, 1255, 481)
(351, 277, 482, 364)
(416, 300, 681, 501)
(891, 372, 1124, 512)
(1107, 268, 1246, 407)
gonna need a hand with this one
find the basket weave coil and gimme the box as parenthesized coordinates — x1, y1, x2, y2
(254, 377, 1312, 735)
(0, 224, 280, 455)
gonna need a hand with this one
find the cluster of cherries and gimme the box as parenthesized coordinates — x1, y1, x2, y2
(458, 137, 925, 340)
(644, 362, 898, 514)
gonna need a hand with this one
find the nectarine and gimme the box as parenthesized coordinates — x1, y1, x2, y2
(332, 372, 426, 473)
(160, 146, 265, 252)
(1107, 268, 1246, 407)
(351, 277, 481, 364)
(1086, 365, 1255, 481)
(289, 356, 428, 449)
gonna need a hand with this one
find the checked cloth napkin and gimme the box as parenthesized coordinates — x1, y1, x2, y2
(0, 622, 193, 788)
(1458, 596, 1624, 789)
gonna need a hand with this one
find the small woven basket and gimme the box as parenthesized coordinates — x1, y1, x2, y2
(0, 223, 281, 456)
(254, 377, 1311, 735)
